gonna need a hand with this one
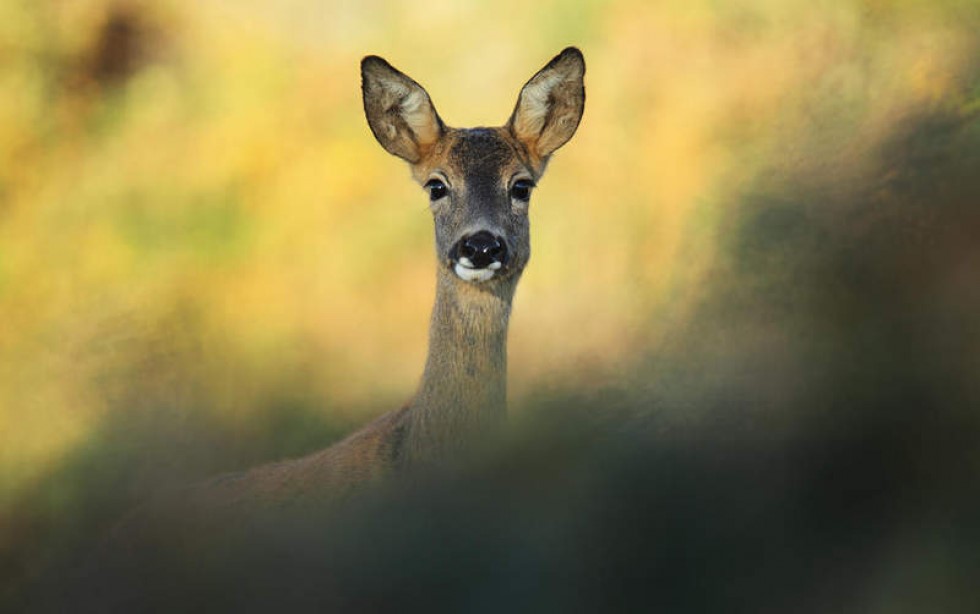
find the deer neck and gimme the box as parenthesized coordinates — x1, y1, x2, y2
(406, 267, 517, 463)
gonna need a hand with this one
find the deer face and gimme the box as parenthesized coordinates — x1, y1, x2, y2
(361, 48, 585, 286)
(416, 127, 533, 283)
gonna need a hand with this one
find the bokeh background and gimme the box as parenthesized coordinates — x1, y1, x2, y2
(2, 0, 979, 610)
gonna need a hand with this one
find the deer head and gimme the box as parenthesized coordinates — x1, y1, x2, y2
(361, 47, 585, 288)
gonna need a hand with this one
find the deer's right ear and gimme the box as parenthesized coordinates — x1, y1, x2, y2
(361, 56, 445, 164)
(508, 47, 585, 164)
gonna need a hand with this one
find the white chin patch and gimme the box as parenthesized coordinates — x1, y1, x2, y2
(454, 263, 496, 283)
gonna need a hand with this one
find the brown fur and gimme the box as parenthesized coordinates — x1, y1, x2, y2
(114, 49, 585, 531)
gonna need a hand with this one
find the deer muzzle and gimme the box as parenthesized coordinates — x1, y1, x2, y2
(450, 231, 509, 283)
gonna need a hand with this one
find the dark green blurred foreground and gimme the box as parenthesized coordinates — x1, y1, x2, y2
(4, 87, 977, 613)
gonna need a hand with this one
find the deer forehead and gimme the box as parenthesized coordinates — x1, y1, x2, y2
(413, 128, 532, 189)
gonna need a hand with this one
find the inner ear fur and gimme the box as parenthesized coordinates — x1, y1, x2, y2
(508, 47, 586, 162)
(361, 56, 445, 163)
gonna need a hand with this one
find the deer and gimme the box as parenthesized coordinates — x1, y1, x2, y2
(118, 48, 586, 521)
(61, 49, 585, 611)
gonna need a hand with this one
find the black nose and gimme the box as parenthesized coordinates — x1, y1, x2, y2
(456, 231, 508, 269)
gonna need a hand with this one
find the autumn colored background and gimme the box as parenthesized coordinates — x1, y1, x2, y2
(2, 0, 979, 610)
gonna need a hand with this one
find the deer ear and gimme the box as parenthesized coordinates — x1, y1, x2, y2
(361, 56, 445, 163)
(508, 47, 585, 161)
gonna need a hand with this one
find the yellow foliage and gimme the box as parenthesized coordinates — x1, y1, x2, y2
(0, 0, 976, 500)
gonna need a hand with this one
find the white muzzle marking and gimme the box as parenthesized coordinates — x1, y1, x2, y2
(454, 263, 496, 283)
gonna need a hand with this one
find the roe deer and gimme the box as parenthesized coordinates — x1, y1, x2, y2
(136, 47, 585, 514)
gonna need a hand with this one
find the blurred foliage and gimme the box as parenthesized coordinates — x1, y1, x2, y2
(1, 0, 980, 610)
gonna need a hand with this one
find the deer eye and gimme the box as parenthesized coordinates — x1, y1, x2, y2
(510, 179, 534, 202)
(424, 178, 448, 201)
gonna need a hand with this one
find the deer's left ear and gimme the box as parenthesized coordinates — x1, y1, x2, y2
(362, 56, 445, 163)
(508, 47, 585, 162)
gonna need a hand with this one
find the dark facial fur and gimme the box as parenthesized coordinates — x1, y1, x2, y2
(426, 128, 534, 285)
